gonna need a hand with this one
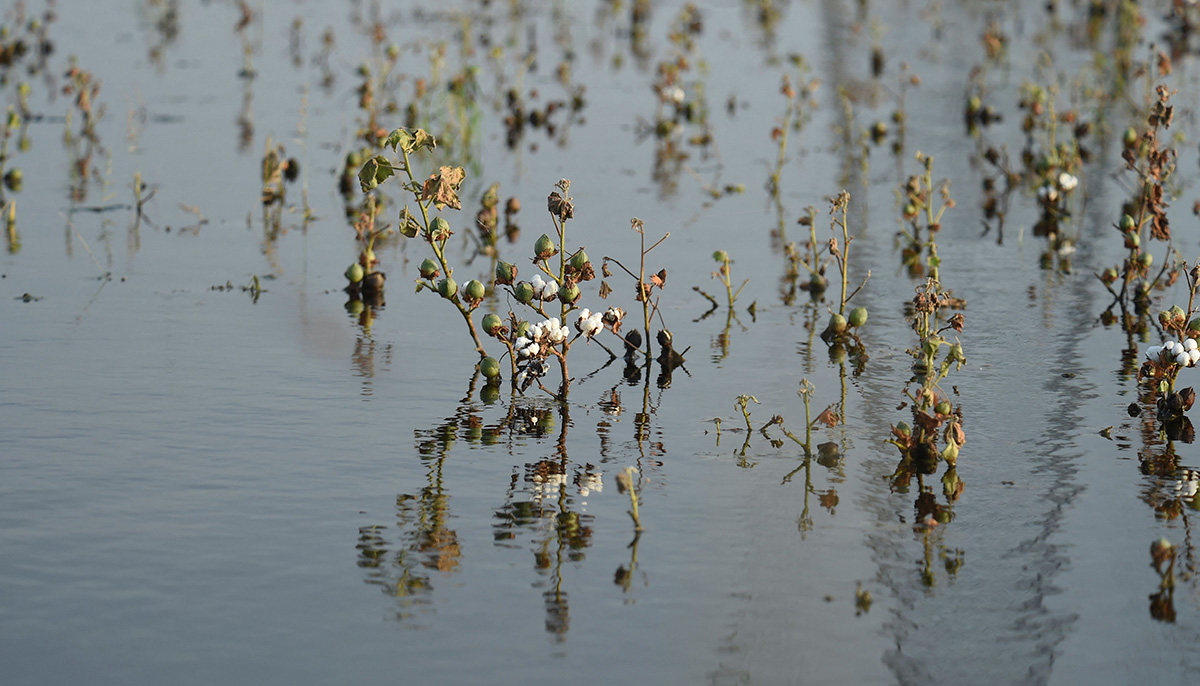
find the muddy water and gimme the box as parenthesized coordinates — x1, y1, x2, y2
(2, 1, 1200, 684)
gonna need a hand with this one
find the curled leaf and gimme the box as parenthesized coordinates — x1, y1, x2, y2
(422, 166, 466, 210)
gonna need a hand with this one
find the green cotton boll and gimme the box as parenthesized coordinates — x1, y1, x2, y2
(480, 356, 501, 378)
(465, 279, 486, 301)
(848, 306, 868, 328)
(437, 277, 457, 299)
(513, 281, 535, 304)
(481, 313, 504, 336)
(419, 258, 440, 280)
(569, 249, 589, 271)
(534, 233, 557, 260)
(345, 263, 364, 283)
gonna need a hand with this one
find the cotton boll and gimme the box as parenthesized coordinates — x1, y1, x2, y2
(1147, 346, 1162, 360)
(541, 281, 558, 300)
(1176, 351, 1189, 366)
(515, 336, 531, 349)
(1186, 338, 1198, 351)
(1189, 348, 1200, 365)
(531, 274, 546, 290)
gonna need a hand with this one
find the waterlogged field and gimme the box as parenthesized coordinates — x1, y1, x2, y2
(5, 1, 1200, 684)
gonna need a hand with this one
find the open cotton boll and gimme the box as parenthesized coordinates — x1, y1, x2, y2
(515, 336, 531, 350)
(1147, 346, 1162, 360)
(1190, 348, 1200, 365)
(541, 281, 558, 300)
(530, 274, 546, 290)
(1176, 351, 1190, 366)
(523, 343, 540, 358)
(1186, 338, 1198, 351)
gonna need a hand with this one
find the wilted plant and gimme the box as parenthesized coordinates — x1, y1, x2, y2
(820, 191, 870, 348)
(886, 277, 967, 495)
(1014, 80, 1091, 272)
(353, 127, 487, 358)
(896, 152, 954, 281)
(1099, 82, 1179, 311)
(1138, 261, 1200, 422)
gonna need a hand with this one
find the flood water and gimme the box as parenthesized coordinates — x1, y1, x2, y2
(4, 1, 1200, 684)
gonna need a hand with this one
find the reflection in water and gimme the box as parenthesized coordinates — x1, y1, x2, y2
(359, 368, 663, 636)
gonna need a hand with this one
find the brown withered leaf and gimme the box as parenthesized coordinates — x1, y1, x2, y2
(547, 191, 574, 221)
(948, 313, 965, 332)
(949, 420, 965, 447)
(1181, 387, 1196, 412)
(422, 166, 465, 210)
(598, 280, 613, 299)
(912, 409, 940, 435)
(816, 406, 839, 427)
(651, 269, 667, 289)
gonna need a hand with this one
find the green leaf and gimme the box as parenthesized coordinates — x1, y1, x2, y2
(397, 206, 420, 238)
(357, 155, 395, 193)
(411, 128, 437, 152)
(385, 128, 412, 152)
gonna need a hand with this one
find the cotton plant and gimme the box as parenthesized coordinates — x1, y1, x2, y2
(1140, 274, 1200, 421)
(485, 179, 639, 397)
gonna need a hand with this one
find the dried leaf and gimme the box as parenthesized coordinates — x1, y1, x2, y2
(1181, 387, 1196, 412)
(651, 269, 667, 288)
(422, 166, 465, 210)
(816, 406, 839, 427)
(598, 280, 613, 299)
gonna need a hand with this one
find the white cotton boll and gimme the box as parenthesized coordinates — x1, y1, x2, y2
(531, 274, 546, 290)
(549, 318, 561, 330)
(524, 343, 540, 358)
(1190, 349, 1200, 365)
(1147, 346, 1162, 360)
(542, 281, 558, 300)
(1186, 338, 1198, 351)
(576, 309, 591, 323)
(1165, 340, 1179, 354)
(515, 336, 531, 350)
(1178, 479, 1199, 498)
(531, 324, 544, 340)
(1176, 351, 1189, 366)
(1058, 172, 1078, 192)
